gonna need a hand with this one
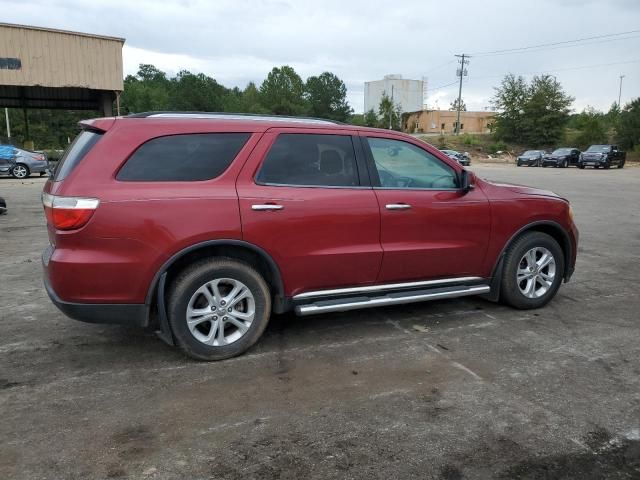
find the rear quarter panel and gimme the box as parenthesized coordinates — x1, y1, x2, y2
(45, 120, 264, 303)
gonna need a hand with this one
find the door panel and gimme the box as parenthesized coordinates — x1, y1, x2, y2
(362, 134, 491, 283)
(237, 129, 382, 297)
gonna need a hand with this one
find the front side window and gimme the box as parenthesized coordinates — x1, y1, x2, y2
(117, 133, 250, 181)
(256, 134, 358, 187)
(366, 137, 458, 189)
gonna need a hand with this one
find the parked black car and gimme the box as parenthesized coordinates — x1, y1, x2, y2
(439, 149, 471, 166)
(516, 150, 545, 167)
(579, 145, 626, 169)
(542, 148, 581, 168)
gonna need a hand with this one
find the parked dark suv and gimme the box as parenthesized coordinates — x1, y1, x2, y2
(42, 113, 578, 360)
(579, 145, 626, 169)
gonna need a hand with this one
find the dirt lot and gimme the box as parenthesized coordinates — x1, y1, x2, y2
(1, 165, 639, 480)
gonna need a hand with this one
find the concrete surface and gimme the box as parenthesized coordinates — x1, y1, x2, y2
(0, 165, 639, 480)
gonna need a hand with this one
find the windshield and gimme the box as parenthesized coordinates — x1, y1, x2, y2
(523, 150, 540, 156)
(586, 145, 610, 153)
(552, 148, 572, 155)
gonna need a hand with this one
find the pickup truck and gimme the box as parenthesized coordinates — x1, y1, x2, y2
(579, 145, 626, 169)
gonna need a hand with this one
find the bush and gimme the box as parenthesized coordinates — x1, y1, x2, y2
(488, 141, 507, 154)
(460, 133, 479, 146)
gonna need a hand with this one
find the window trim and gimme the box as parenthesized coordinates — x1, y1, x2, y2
(115, 132, 251, 182)
(253, 133, 368, 189)
(361, 135, 461, 191)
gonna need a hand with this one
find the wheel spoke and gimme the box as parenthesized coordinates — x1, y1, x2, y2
(229, 309, 253, 321)
(537, 252, 554, 269)
(524, 278, 536, 298)
(226, 315, 249, 334)
(216, 319, 226, 345)
(228, 288, 250, 308)
(203, 321, 219, 346)
(187, 307, 212, 327)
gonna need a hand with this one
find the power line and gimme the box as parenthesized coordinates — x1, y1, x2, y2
(428, 79, 459, 91)
(471, 58, 640, 80)
(423, 59, 456, 76)
(471, 29, 640, 57)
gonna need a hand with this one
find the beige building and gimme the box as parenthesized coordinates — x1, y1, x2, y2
(403, 110, 495, 135)
(0, 22, 124, 115)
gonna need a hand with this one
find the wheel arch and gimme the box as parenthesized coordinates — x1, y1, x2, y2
(487, 220, 573, 301)
(146, 239, 287, 315)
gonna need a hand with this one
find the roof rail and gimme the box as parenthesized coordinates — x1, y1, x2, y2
(125, 111, 344, 125)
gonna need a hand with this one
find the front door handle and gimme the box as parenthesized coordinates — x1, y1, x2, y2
(251, 204, 284, 211)
(385, 203, 411, 210)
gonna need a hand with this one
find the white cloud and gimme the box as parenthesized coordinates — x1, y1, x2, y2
(2, 0, 639, 113)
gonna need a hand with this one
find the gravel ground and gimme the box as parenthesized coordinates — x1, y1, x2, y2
(0, 165, 639, 480)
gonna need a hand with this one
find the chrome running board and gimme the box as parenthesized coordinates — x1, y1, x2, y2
(292, 276, 484, 300)
(295, 284, 490, 316)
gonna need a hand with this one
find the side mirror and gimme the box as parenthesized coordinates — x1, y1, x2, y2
(459, 170, 474, 193)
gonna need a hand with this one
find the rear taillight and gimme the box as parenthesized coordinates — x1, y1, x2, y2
(42, 192, 99, 230)
(31, 154, 46, 162)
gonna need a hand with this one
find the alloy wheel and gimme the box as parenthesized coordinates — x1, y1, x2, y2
(186, 278, 255, 346)
(516, 247, 556, 299)
(12, 165, 28, 178)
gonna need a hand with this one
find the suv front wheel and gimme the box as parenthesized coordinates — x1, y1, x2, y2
(499, 232, 564, 309)
(168, 258, 271, 361)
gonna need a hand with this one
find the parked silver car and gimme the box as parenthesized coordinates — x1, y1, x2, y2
(0, 145, 48, 178)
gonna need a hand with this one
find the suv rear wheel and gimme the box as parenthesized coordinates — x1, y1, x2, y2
(168, 258, 271, 361)
(500, 232, 564, 309)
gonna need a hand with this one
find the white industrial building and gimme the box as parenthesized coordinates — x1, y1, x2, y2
(364, 74, 424, 114)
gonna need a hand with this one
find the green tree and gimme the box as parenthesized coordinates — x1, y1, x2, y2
(305, 72, 352, 121)
(259, 66, 308, 115)
(569, 107, 608, 149)
(169, 70, 228, 111)
(521, 75, 574, 146)
(120, 64, 171, 113)
(449, 98, 467, 111)
(490, 74, 529, 143)
(236, 82, 270, 114)
(616, 97, 640, 150)
(378, 93, 402, 130)
(491, 74, 573, 146)
(364, 109, 378, 127)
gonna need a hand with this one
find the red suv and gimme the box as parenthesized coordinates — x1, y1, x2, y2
(42, 113, 578, 360)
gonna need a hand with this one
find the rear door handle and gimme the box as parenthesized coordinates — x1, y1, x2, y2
(251, 204, 284, 211)
(385, 203, 411, 210)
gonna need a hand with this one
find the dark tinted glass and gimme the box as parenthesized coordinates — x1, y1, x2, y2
(53, 130, 102, 181)
(117, 133, 250, 181)
(256, 134, 358, 187)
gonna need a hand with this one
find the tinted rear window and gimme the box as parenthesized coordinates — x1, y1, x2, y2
(117, 133, 250, 182)
(53, 130, 102, 181)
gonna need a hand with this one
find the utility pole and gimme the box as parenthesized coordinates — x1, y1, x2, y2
(454, 54, 470, 135)
(389, 84, 395, 130)
(4, 108, 9, 139)
(618, 75, 625, 107)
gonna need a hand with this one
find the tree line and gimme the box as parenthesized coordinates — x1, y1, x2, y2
(121, 64, 352, 121)
(490, 73, 639, 151)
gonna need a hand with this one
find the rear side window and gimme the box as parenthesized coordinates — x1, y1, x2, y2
(117, 133, 250, 182)
(53, 130, 102, 181)
(256, 134, 359, 187)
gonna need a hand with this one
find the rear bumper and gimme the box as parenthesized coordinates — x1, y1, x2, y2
(42, 246, 148, 326)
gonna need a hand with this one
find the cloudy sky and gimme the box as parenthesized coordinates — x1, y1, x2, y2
(2, 0, 639, 113)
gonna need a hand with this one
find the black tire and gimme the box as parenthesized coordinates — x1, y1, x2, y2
(603, 161, 611, 169)
(517, 161, 522, 167)
(10, 163, 30, 179)
(562, 160, 568, 168)
(499, 232, 564, 310)
(578, 164, 585, 169)
(618, 161, 625, 169)
(168, 257, 271, 361)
